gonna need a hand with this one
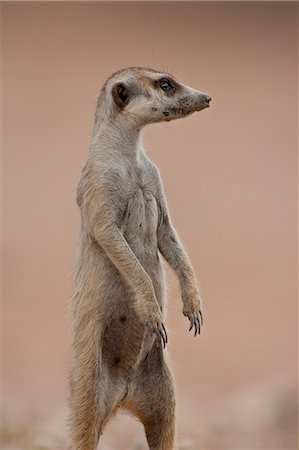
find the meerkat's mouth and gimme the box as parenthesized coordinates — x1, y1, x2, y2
(163, 106, 206, 121)
(195, 104, 210, 112)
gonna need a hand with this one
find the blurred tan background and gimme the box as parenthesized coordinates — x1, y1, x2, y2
(2, 2, 298, 449)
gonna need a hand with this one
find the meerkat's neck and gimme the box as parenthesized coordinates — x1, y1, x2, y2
(91, 116, 145, 162)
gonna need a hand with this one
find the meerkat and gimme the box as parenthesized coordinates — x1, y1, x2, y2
(69, 67, 211, 450)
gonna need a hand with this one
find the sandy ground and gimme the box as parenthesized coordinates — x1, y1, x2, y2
(2, 378, 297, 449)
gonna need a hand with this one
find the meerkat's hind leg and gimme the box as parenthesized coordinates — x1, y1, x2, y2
(126, 347, 176, 450)
(69, 366, 120, 450)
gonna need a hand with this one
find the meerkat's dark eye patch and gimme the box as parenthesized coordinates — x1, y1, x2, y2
(159, 78, 176, 93)
(112, 82, 130, 108)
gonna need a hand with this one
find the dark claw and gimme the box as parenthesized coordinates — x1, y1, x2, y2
(194, 316, 201, 337)
(162, 323, 168, 344)
(151, 323, 168, 349)
(158, 328, 166, 349)
(194, 317, 198, 336)
(197, 313, 201, 334)
(199, 311, 203, 326)
(188, 316, 195, 331)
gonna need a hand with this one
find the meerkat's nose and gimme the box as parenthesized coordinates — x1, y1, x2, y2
(204, 95, 212, 106)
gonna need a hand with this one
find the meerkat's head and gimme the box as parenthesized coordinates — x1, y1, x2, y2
(95, 67, 211, 131)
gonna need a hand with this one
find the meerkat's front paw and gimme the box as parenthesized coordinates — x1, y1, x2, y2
(139, 303, 168, 348)
(182, 292, 203, 337)
(144, 307, 168, 349)
(135, 288, 168, 348)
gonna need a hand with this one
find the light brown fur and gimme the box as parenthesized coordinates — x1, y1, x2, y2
(69, 67, 211, 450)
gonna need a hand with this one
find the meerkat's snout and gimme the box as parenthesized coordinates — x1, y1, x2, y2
(181, 86, 212, 114)
(159, 86, 212, 123)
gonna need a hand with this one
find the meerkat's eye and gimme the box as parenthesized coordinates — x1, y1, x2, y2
(159, 78, 175, 93)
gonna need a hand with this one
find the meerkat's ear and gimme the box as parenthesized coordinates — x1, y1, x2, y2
(112, 82, 130, 108)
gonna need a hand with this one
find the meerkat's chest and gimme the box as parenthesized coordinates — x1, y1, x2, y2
(120, 184, 159, 245)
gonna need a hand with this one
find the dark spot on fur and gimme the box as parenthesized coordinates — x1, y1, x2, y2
(152, 107, 158, 112)
(120, 315, 127, 322)
(120, 202, 129, 223)
(163, 215, 169, 226)
(160, 305, 163, 312)
(114, 356, 121, 365)
(163, 111, 169, 117)
(139, 223, 142, 227)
